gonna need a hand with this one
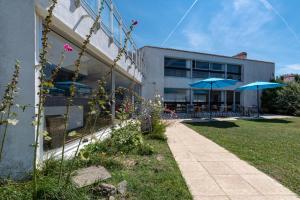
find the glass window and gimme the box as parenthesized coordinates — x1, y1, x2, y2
(164, 57, 187, 69)
(164, 102, 187, 113)
(210, 72, 225, 78)
(165, 68, 187, 77)
(84, 0, 98, 15)
(227, 64, 241, 74)
(44, 32, 113, 151)
(227, 73, 241, 81)
(192, 71, 209, 79)
(101, 1, 111, 31)
(211, 63, 224, 71)
(113, 15, 120, 44)
(235, 92, 241, 104)
(193, 61, 209, 70)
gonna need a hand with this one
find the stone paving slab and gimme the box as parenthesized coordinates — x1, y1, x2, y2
(166, 121, 299, 200)
(72, 166, 111, 188)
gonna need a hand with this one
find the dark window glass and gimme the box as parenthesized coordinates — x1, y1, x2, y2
(227, 64, 241, 74)
(227, 73, 241, 81)
(211, 63, 224, 71)
(165, 68, 187, 77)
(235, 92, 241, 104)
(210, 72, 225, 78)
(164, 57, 186, 69)
(193, 71, 209, 78)
(164, 102, 187, 113)
(194, 61, 209, 70)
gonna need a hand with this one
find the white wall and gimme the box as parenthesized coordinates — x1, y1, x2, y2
(0, 0, 37, 179)
(141, 46, 275, 108)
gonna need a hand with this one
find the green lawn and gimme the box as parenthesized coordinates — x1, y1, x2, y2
(184, 117, 300, 195)
(105, 138, 192, 200)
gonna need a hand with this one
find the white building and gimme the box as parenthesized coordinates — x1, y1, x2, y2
(140, 46, 275, 113)
(0, 0, 142, 179)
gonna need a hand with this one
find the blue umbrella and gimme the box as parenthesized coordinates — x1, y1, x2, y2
(236, 81, 285, 117)
(190, 78, 238, 119)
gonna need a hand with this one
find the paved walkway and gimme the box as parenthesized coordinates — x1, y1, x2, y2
(166, 121, 299, 200)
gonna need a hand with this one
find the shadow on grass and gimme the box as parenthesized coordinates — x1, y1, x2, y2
(183, 121, 239, 129)
(242, 119, 292, 124)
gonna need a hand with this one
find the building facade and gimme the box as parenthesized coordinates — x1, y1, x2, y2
(141, 46, 275, 113)
(0, 0, 142, 178)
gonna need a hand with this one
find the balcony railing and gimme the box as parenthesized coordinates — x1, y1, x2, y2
(80, 0, 142, 73)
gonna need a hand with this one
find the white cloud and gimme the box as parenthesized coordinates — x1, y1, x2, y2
(180, 0, 275, 53)
(278, 64, 300, 75)
(234, 0, 252, 11)
(259, 0, 273, 11)
(209, 0, 273, 46)
(183, 30, 212, 50)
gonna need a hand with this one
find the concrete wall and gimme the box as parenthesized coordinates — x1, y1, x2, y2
(0, 0, 37, 179)
(141, 46, 275, 107)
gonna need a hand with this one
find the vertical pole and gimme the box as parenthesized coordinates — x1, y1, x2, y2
(257, 86, 259, 118)
(210, 83, 212, 119)
(233, 91, 236, 112)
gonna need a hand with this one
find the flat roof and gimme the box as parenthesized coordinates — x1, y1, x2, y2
(141, 46, 275, 64)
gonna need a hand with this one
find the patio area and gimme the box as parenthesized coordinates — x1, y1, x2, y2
(166, 120, 299, 199)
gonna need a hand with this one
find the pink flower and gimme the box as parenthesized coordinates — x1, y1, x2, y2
(63, 44, 73, 52)
(131, 20, 138, 26)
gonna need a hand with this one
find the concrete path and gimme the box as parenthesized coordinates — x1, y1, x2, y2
(166, 121, 299, 200)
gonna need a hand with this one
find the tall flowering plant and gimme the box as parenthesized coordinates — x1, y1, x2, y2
(0, 60, 21, 161)
(58, 0, 105, 184)
(32, 1, 57, 199)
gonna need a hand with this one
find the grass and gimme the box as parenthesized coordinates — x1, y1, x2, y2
(0, 128, 191, 200)
(184, 117, 300, 195)
(104, 138, 192, 200)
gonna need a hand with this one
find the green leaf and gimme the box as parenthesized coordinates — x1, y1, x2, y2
(41, 130, 49, 136)
(7, 119, 19, 126)
(68, 131, 78, 137)
(44, 136, 52, 141)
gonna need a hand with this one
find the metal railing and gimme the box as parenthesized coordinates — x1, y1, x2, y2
(81, 0, 142, 74)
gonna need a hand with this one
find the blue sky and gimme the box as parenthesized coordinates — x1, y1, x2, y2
(114, 0, 300, 75)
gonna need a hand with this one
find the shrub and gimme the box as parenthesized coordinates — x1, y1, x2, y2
(148, 122, 167, 141)
(262, 81, 300, 116)
(138, 143, 155, 155)
(81, 122, 154, 156)
(111, 122, 144, 153)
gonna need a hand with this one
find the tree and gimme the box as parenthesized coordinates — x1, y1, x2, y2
(262, 80, 300, 116)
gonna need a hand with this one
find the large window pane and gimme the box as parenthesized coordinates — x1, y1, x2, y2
(165, 68, 187, 77)
(84, 0, 98, 14)
(44, 32, 112, 151)
(227, 64, 242, 81)
(192, 71, 209, 78)
(227, 73, 241, 81)
(227, 64, 241, 73)
(164, 88, 188, 102)
(193, 61, 209, 70)
(102, 1, 111, 31)
(210, 72, 225, 78)
(211, 63, 224, 71)
(164, 57, 187, 69)
(113, 15, 120, 44)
